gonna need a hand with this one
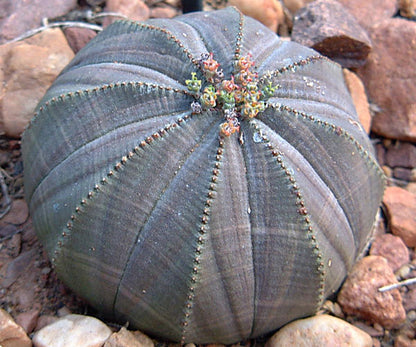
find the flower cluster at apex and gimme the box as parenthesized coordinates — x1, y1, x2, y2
(185, 53, 278, 137)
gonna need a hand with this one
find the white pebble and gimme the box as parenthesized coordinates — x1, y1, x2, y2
(32, 314, 112, 347)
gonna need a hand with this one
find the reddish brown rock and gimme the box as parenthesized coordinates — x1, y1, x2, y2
(385, 142, 416, 168)
(337, 0, 397, 30)
(0, 28, 74, 137)
(0, 308, 32, 347)
(15, 308, 40, 334)
(63, 27, 97, 54)
(356, 18, 416, 142)
(229, 0, 285, 33)
(0, 0, 77, 44)
(370, 233, 410, 272)
(104, 0, 150, 26)
(337, 256, 406, 329)
(343, 69, 372, 133)
(291, 0, 372, 67)
(383, 186, 416, 247)
(103, 327, 154, 347)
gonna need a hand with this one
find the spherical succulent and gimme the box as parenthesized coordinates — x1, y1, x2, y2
(22, 7, 385, 344)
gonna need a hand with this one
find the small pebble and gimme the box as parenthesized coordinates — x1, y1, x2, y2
(396, 264, 412, 280)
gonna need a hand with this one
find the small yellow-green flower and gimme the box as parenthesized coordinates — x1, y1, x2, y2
(200, 85, 217, 108)
(185, 72, 202, 93)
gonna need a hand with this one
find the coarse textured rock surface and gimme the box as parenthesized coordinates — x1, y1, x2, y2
(337, 0, 397, 30)
(383, 186, 416, 247)
(0, 308, 32, 347)
(265, 314, 372, 347)
(343, 69, 371, 134)
(356, 18, 416, 142)
(369, 233, 410, 272)
(0, 28, 74, 137)
(0, 0, 77, 44)
(104, 327, 154, 347)
(291, 0, 372, 67)
(32, 314, 112, 347)
(63, 27, 97, 54)
(385, 142, 416, 169)
(337, 256, 406, 329)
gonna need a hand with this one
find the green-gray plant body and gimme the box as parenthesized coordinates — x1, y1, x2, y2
(22, 7, 385, 344)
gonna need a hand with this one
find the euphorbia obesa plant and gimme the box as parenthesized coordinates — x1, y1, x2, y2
(22, 7, 385, 344)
